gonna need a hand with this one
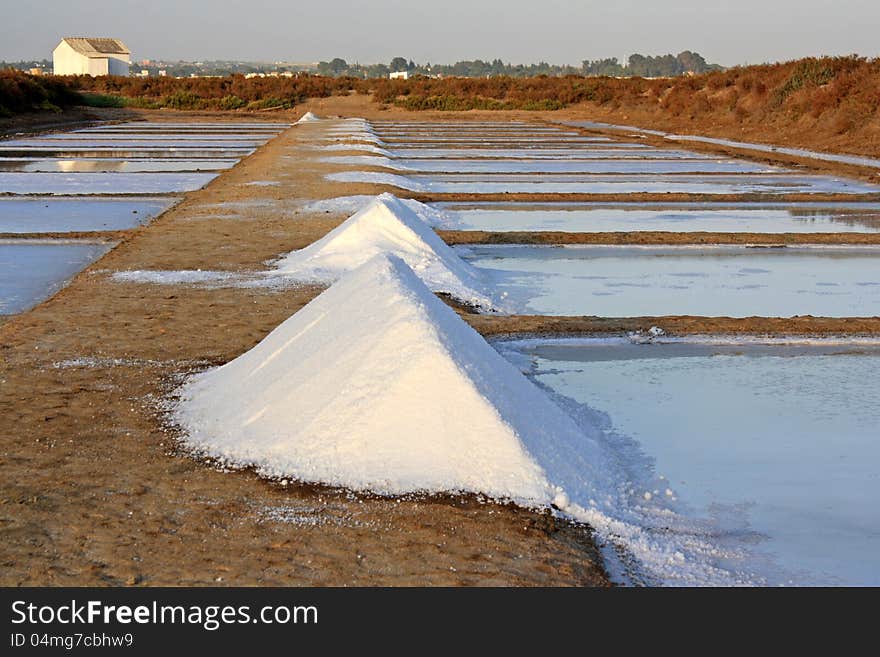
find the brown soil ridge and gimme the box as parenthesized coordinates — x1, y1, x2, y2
(464, 314, 880, 337)
(439, 230, 880, 246)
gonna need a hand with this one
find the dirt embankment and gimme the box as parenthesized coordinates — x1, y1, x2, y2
(551, 58, 880, 160)
(0, 113, 609, 587)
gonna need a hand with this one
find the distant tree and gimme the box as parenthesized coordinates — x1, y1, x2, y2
(389, 57, 409, 72)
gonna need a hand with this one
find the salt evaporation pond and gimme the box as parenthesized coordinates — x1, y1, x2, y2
(0, 197, 177, 233)
(0, 148, 254, 159)
(562, 120, 880, 170)
(0, 172, 217, 195)
(0, 158, 237, 173)
(29, 133, 271, 142)
(499, 339, 880, 585)
(1, 139, 264, 150)
(385, 147, 656, 159)
(328, 171, 879, 195)
(434, 203, 880, 233)
(0, 240, 111, 314)
(457, 245, 880, 317)
(329, 157, 773, 175)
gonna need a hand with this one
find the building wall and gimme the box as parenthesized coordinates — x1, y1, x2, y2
(52, 41, 131, 76)
(107, 56, 130, 76)
(87, 58, 110, 76)
(53, 41, 89, 75)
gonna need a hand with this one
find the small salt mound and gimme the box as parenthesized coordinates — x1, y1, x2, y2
(175, 254, 596, 503)
(295, 111, 321, 123)
(326, 171, 422, 190)
(274, 193, 489, 307)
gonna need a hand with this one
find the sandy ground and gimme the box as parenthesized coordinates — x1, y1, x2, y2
(3, 97, 879, 587)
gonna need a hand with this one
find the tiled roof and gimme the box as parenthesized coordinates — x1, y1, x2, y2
(61, 37, 130, 57)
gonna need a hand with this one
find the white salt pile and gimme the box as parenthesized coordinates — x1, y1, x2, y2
(295, 111, 322, 124)
(175, 254, 575, 502)
(320, 155, 411, 171)
(316, 143, 393, 156)
(174, 255, 760, 585)
(275, 193, 490, 307)
(296, 194, 451, 227)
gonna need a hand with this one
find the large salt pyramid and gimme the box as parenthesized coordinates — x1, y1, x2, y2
(274, 193, 491, 307)
(175, 255, 615, 505)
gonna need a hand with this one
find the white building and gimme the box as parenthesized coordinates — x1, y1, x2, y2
(389, 70, 409, 80)
(53, 37, 131, 76)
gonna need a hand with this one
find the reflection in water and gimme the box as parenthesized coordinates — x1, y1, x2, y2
(0, 159, 236, 173)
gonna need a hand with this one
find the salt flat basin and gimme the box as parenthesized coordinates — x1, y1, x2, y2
(0, 148, 254, 159)
(28, 133, 272, 142)
(434, 202, 880, 233)
(373, 131, 586, 139)
(75, 122, 290, 130)
(500, 338, 880, 585)
(457, 244, 880, 317)
(561, 120, 880, 169)
(0, 197, 177, 233)
(0, 158, 237, 173)
(0, 240, 112, 314)
(377, 135, 610, 142)
(388, 145, 711, 161)
(1, 139, 264, 150)
(327, 171, 880, 195)
(0, 172, 218, 195)
(387, 147, 659, 159)
(386, 158, 778, 175)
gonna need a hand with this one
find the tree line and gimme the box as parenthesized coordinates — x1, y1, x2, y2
(317, 52, 720, 79)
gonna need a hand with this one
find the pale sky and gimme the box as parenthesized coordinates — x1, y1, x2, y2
(2, 0, 878, 66)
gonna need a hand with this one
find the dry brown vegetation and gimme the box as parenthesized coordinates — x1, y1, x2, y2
(3, 56, 878, 154)
(64, 73, 362, 110)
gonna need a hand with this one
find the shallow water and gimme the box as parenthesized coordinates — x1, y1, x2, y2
(458, 245, 880, 317)
(386, 147, 657, 159)
(0, 158, 237, 173)
(501, 339, 880, 585)
(32, 133, 272, 142)
(561, 120, 880, 169)
(75, 122, 290, 130)
(382, 158, 776, 174)
(0, 197, 177, 233)
(0, 240, 112, 314)
(328, 171, 880, 195)
(0, 148, 255, 159)
(434, 203, 880, 233)
(2, 139, 264, 149)
(0, 172, 218, 195)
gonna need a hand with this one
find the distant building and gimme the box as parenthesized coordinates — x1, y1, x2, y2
(53, 37, 131, 76)
(389, 71, 409, 80)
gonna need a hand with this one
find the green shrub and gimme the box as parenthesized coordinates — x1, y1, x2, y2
(162, 90, 202, 110)
(218, 94, 246, 110)
(79, 93, 126, 108)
